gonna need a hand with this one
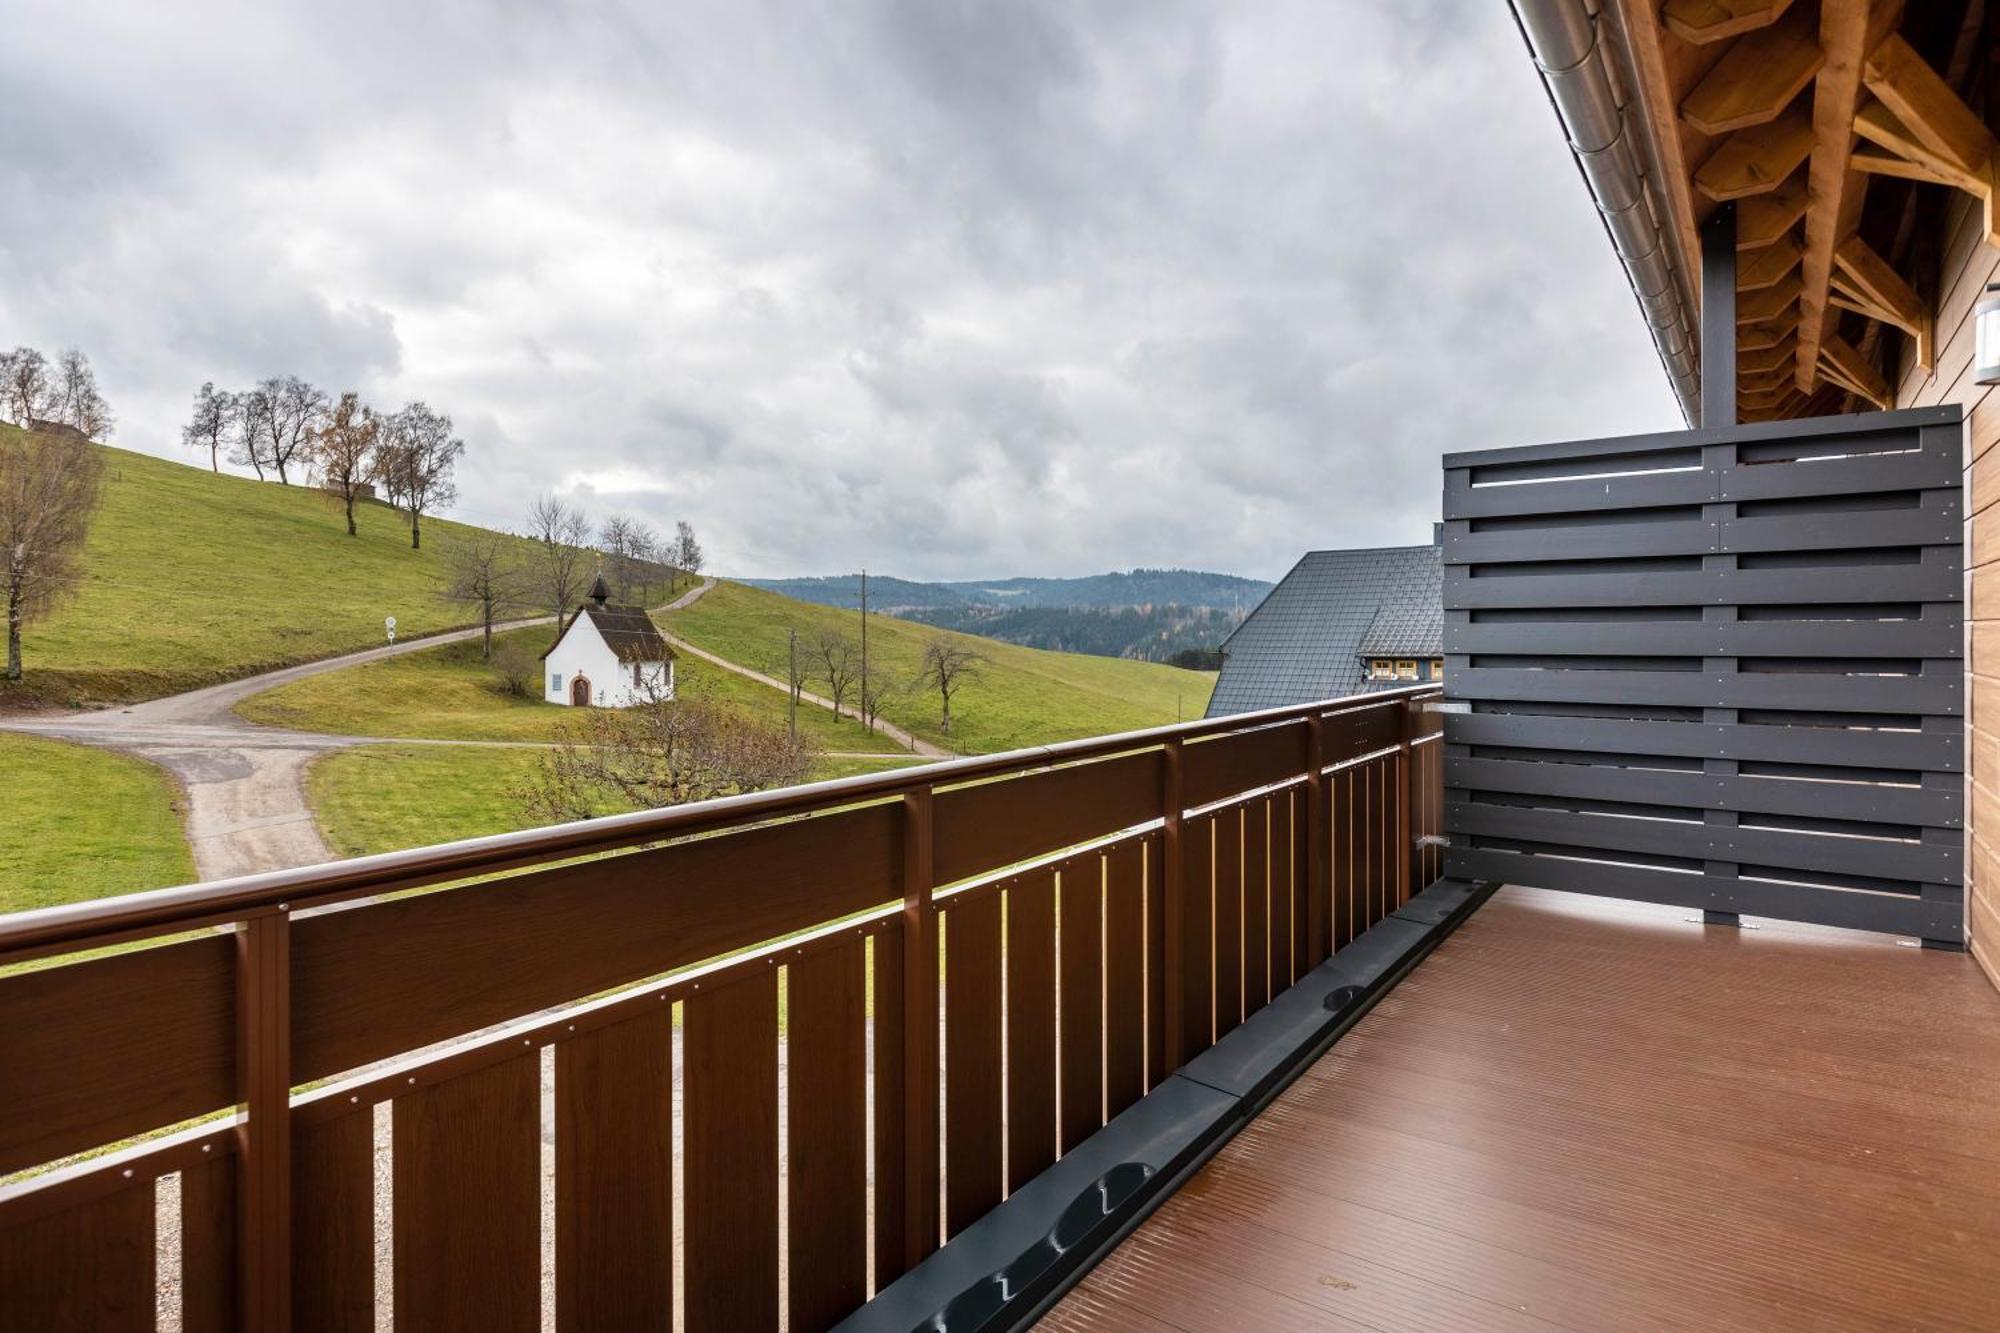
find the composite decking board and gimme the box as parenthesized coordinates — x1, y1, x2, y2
(1047, 887, 2000, 1332)
(1444, 616, 1964, 658)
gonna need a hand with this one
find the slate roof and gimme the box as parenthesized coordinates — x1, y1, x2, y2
(1205, 542, 1442, 717)
(540, 602, 676, 663)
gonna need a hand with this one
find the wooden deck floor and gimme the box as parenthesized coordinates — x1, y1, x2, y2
(1042, 886, 2000, 1332)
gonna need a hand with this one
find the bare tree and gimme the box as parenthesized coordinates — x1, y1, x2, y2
(313, 392, 379, 536)
(440, 530, 521, 659)
(631, 521, 664, 605)
(379, 402, 462, 549)
(0, 348, 52, 428)
(811, 629, 858, 718)
(526, 495, 591, 617)
(227, 385, 267, 480)
(0, 430, 104, 680)
(858, 656, 897, 732)
(491, 635, 538, 698)
(671, 520, 705, 587)
(182, 382, 231, 472)
(599, 516, 642, 601)
(512, 689, 817, 822)
(49, 350, 112, 439)
(916, 635, 986, 735)
(237, 376, 327, 483)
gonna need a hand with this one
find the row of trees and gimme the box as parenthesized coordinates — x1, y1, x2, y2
(182, 379, 464, 547)
(1, 346, 113, 441)
(442, 496, 706, 659)
(784, 625, 986, 737)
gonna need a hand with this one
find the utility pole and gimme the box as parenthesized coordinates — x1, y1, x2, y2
(788, 627, 798, 741)
(859, 568, 869, 728)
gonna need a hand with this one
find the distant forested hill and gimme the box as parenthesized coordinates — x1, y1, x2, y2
(739, 568, 1272, 663)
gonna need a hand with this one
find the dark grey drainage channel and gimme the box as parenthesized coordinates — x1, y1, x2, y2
(836, 877, 1495, 1333)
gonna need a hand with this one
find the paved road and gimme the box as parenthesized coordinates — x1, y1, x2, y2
(1, 616, 553, 881)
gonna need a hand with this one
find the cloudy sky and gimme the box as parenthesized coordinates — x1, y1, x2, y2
(0, 0, 1679, 582)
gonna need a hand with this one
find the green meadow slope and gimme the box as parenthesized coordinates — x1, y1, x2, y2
(0, 734, 195, 912)
(662, 581, 1216, 754)
(0, 430, 552, 707)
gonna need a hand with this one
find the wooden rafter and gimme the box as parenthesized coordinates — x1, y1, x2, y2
(1855, 100, 1989, 191)
(1737, 172, 1811, 247)
(1741, 336, 1799, 375)
(1681, 7, 1826, 135)
(1738, 272, 1804, 323)
(1665, 0, 1794, 45)
(1861, 35, 2000, 247)
(1793, 0, 1896, 397)
(1832, 233, 1933, 367)
(1817, 333, 1893, 407)
(1738, 235, 1803, 289)
(1695, 104, 1818, 200)
(1852, 147, 1977, 187)
(1740, 309, 1803, 348)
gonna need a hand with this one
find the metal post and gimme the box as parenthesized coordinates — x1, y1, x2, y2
(236, 908, 292, 1330)
(1700, 202, 1737, 429)
(900, 787, 939, 1268)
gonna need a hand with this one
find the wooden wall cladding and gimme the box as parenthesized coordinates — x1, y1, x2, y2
(1443, 406, 1965, 943)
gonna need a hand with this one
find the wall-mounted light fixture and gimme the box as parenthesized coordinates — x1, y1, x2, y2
(1976, 282, 2000, 385)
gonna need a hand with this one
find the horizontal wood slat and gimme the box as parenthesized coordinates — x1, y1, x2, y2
(1182, 720, 1308, 809)
(933, 751, 1163, 885)
(0, 1179, 153, 1332)
(0, 932, 234, 1175)
(1445, 407, 1964, 942)
(293, 802, 898, 1080)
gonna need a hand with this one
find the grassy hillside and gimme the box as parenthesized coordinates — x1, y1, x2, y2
(0, 734, 195, 911)
(662, 581, 1215, 754)
(0, 432, 553, 707)
(309, 744, 924, 858)
(237, 623, 907, 752)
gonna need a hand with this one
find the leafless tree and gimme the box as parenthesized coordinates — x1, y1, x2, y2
(0, 347, 53, 427)
(440, 530, 521, 659)
(671, 520, 705, 587)
(227, 385, 267, 480)
(631, 521, 664, 604)
(491, 635, 538, 698)
(526, 495, 592, 617)
(859, 656, 898, 732)
(182, 382, 231, 472)
(313, 392, 379, 536)
(811, 629, 858, 718)
(238, 376, 327, 484)
(0, 429, 104, 680)
(599, 516, 643, 601)
(378, 402, 462, 550)
(49, 350, 112, 439)
(512, 688, 817, 822)
(916, 635, 986, 735)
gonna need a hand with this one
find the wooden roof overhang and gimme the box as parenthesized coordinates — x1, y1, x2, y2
(1599, 0, 1992, 420)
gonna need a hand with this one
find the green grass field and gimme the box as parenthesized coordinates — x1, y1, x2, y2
(0, 734, 196, 912)
(0, 430, 564, 707)
(662, 581, 1215, 754)
(237, 623, 907, 752)
(308, 743, 927, 857)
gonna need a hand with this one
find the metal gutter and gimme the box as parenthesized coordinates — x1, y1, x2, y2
(1510, 0, 1700, 424)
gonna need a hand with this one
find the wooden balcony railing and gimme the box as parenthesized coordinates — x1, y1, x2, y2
(0, 685, 1443, 1331)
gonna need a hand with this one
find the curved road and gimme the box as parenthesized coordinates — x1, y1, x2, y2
(3, 578, 940, 879)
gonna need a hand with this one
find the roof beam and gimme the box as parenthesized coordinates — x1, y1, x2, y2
(1737, 271, 1803, 323)
(1738, 234, 1803, 289)
(1695, 104, 1818, 200)
(1740, 309, 1802, 348)
(1794, 0, 1899, 397)
(1832, 233, 1933, 367)
(1682, 8, 1825, 136)
(1863, 33, 1995, 176)
(1665, 0, 1794, 45)
(1818, 333, 1893, 408)
(1741, 336, 1799, 375)
(1855, 99, 1988, 192)
(1851, 147, 1975, 188)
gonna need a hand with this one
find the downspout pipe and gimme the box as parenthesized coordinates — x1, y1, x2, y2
(1509, 0, 1701, 425)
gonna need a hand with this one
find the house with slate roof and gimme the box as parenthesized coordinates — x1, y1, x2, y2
(541, 573, 677, 708)
(1205, 529, 1441, 717)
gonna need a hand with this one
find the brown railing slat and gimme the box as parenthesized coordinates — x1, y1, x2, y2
(0, 1177, 152, 1331)
(1058, 857, 1104, 1155)
(786, 938, 869, 1331)
(932, 750, 1163, 887)
(1159, 740, 1186, 1072)
(293, 1110, 372, 1333)
(1332, 768, 1355, 951)
(942, 893, 1002, 1238)
(1212, 807, 1244, 1041)
(1142, 833, 1166, 1091)
(870, 921, 907, 1294)
(1102, 840, 1146, 1121)
(292, 801, 897, 1082)
(897, 789, 939, 1271)
(684, 972, 780, 1333)
(1244, 797, 1271, 1016)
(0, 932, 234, 1176)
(1004, 872, 1056, 1195)
(393, 1054, 540, 1331)
(1303, 717, 1328, 967)
(554, 1011, 673, 1333)
(236, 909, 291, 1329)
(1181, 718, 1309, 809)
(181, 1153, 237, 1333)
(1179, 812, 1215, 1061)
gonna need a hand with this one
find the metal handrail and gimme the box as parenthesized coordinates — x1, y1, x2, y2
(0, 685, 1439, 960)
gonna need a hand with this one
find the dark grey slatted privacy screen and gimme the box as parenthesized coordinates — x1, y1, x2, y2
(1440, 404, 1964, 944)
